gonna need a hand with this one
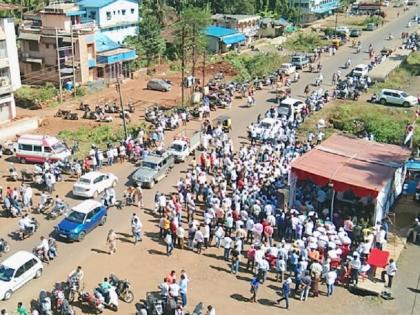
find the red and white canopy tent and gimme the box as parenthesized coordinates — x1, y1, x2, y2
(289, 134, 411, 222)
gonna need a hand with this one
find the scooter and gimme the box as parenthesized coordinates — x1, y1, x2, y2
(79, 289, 105, 314)
(47, 202, 69, 220)
(17, 218, 39, 240)
(39, 290, 53, 315)
(38, 196, 55, 214)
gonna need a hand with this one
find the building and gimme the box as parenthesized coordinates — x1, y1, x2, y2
(19, 2, 136, 86)
(0, 18, 22, 122)
(204, 26, 246, 54)
(212, 14, 260, 44)
(288, 0, 339, 22)
(76, 0, 139, 44)
(289, 134, 411, 224)
(258, 17, 290, 38)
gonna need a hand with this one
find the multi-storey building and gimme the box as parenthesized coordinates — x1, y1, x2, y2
(0, 18, 22, 122)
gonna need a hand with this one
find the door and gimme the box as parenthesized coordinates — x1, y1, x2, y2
(32, 144, 44, 162)
(392, 92, 403, 105)
(11, 263, 27, 291)
(91, 207, 103, 229)
(93, 175, 105, 193)
(84, 210, 96, 232)
(23, 258, 37, 280)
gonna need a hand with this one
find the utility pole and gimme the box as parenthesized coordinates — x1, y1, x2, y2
(181, 26, 185, 106)
(116, 77, 128, 140)
(55, 28, 63, 103)
(192, 23, 196, 79)
(202, 48, 206, 90)
(334, 7, 339, 38)
(70, 25, 76, 96)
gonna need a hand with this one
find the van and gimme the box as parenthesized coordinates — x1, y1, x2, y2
(0, 251, 43, 300)
(291, 54, 309, 69)
(147, 79, 172, 92)
(16, 134, 71, 164)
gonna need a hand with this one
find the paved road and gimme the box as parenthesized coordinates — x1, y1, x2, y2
(0, 7, 418, 314)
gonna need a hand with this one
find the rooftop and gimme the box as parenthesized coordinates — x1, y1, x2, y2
(72, 200, 103, 214)
(77, 0, 138, 8)
(291, 134, 411, 197)
(95, 32, 120, 52)
(212, 14, 261, 21)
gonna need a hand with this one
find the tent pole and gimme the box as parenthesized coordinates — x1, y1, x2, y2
(330, 190, 336, 220)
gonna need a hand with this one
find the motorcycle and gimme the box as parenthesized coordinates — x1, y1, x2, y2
(39, 290, 53, 315)
(79, 289, 105, 314)
(47, 202, 69, 220)
(8, 167, 18, 181)
(33, 247, 49, 263)
(95, 286, 118, 311)
(0, 238, 10, 255)
(38, 196, 55, 214)
(60, 298, 75, 315)
(17, 218, 39, 240)
(110, 273, 134, 303)
(53, 282, 65, 310)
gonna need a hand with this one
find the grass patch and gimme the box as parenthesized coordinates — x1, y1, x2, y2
(298, 101, 419, 145)
(283, 32, 329, 53)
(58, 123, 149, 158)
(15, 83, 59, 109)
(225, 52, 287, 81)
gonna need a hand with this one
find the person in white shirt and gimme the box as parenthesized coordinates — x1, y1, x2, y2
(206, 305, 216, 315)
(375, 227, 387, 250)
(381, 259, 397, 288)
(169, 279, 180, 299)
(36, 236, 49, 262)
(326, 269, 337, 296)
(257, 257, 270, 283)
(159, 279, 169, 298)
(223, 236, 232, 261)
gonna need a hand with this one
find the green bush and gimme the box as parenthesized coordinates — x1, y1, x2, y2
(15, 84, 58, 109)
(74, 85, 86, 97)
(283, 32, 329, 53)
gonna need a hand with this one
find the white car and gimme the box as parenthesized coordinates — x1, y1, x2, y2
(378, 89, 418, 107)
(253, 118, 282, 140)
(336, 26, 350, 36)
(0, 251, 43, 300)
(352, 64, 369, 77)
(279, 63, 296, 75)
(73, 171, 118, 198)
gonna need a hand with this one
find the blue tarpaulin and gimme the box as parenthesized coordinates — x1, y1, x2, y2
(222, 33, 246, 45)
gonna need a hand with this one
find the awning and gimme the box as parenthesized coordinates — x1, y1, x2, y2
(25, 58, 42, 64)
(291, 134, 411, 198)
(222, 33, 246, 45)
(18, 32, 41, 41)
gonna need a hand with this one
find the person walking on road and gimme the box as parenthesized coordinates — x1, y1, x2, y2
(276, 278, 291, 309)
(381, 259, 397, 288)
(106, 229, 117, 254)
(131, 215, 142, 245)
(16, 302, 28, 315)
(326, 268, 338, 296)
(165, 232, 174, 256)
(249, 276, 260, 303)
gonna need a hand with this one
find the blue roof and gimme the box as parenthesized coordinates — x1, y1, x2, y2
(95, 33, 120, 53)
(204, 25, 239, 38)
(77, 0, 138, 8)
(222, 33, 246, 45)
(66, 10, 86, 16)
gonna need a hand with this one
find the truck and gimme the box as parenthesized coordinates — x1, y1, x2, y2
(132, 152, 175, 188)
(168, 129, 201, 162)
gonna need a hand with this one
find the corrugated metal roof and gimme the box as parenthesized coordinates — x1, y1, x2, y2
(204, 26, 239, 38)
(95, 32, 120, 53)
(222, 33, 246, 45)
(77, 0, 137, 8)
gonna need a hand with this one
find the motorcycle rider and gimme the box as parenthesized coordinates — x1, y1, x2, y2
(48, 236, 58, 259)
(19, 214, 35, 234)
(98, 277, 112, 302)
(38, 191, 50, 213)
(345, 58, 351, 69)
(103, 187, 116, 207)
(36, 236, 50, 263)
(68, 266, 84, 290)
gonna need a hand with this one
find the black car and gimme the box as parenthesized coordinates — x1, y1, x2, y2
(350, 29, 361, 37)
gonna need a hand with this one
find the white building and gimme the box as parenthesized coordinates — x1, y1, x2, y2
(77, 0, 139, 44)
(212, 14, 261, 44)
(0, 18, 21, 123)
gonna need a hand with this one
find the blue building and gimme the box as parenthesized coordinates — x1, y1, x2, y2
(289, 0, 339, 21)
(204, 25, 246, 53)
(77, 0, 139, 44)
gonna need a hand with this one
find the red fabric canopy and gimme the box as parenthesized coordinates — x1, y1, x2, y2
(291, 134, 410, 198)
(367, 248, 390, 268)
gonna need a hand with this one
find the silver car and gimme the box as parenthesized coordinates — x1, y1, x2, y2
(147, 79, 171, 92)
(132, 152, 175, 188)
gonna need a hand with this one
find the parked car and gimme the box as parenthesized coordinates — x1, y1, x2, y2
(279, 63, 296, 75)
(378, 89, 418, 107)
(252, 118, 282, 141)
(132, 152, 175, 188)
(278, 98, 305, 121)
(72, 171, 118, 198)
(336, 26, 350, 36)
(291, 54, 309, 69)
(0, 251, 43, 300)
(366, 23, 377, 31)
(352, 64, 369, 77)
(147, 79, 171, 92)
(349, 29, 361, 37)
(55, 200, 107, 241)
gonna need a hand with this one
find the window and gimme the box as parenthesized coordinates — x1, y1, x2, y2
(122, 9, 126, 15)
(118, 10, 120, 14)
(113, 11, 116, 15)
(23, 259, 36, 271)
(18, 144, 32, 151)
(86, 211, 94, 220)
(89, 11, 96, 20)
(28, 40, 39, 52)
(106, 11, 111, 20)
(131, 8, 135, 14)
(33, 145, 42, 152)
(31, 63, 41, 72)
(14, 266, 25, 278)
(93, 176, 103, 184)
(45, 43, 49, 49)
(44, 146, 52, 153)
